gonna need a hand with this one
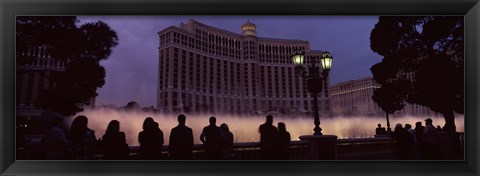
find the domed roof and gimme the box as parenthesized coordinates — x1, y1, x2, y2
(241, 19, 256, 36)
(241, 19, 256, 31)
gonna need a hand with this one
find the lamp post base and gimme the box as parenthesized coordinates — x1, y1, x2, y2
(313, 126, 322, 135)
(299, 135, 338, 160)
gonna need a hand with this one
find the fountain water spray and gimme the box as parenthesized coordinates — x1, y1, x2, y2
(72, 107, 464, 146)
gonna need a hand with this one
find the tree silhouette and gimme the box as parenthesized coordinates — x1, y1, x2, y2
(370, 16, 463, 132)
(126, 101, 140, 110)
(371, 82, 405, 132)
(370, 57, 407, 116)
(35, 59, 106, 115)
(17, 16, 118, 116)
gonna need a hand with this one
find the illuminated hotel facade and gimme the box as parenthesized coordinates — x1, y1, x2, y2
(157, 19, 330, 115)
(329, 76, 437, 117)
(329, 77, 383, 116)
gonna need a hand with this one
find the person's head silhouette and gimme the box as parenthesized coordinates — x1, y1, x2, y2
(220, 123, 229, 132)
(415, 121, 422, 127)
(377, 123, 382, 128)
(209, 116, 216, 125)
(106, 120, 120, 135)
(70, 115, 89, 142)
(143, 117, 154, 130)
(71, 115, 88, 132)
(278, 122, 286, 132)
(425, 118, 433, 125)
(178, 114, 186, 125)
(395, 123, 402, 130)
(266, 115, 273, 125)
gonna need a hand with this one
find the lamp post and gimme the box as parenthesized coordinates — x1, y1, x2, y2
(292, 51, 333, 135)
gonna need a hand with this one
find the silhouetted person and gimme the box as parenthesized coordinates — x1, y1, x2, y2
(436, 125, 442, 131)
(68, 115, 97, 160)
(405, 124, 416, 142)
(200, 116, 222, 159)
(153, 122, 164, 158)
(414, 122, 425, 143)
(391, 123, 413, 160)
(423, 118, 440, 160)
(277, 122, 291, 160)
(138, 117, 163, 160)
(153, 122, 165, 147)
(138, 117, 154, 159)
(169, 114, 193, 160)
(405, 123, 419, 159)
(259, 115, 278, 160)
(376, 123, 387, 135)
(101, 120, 129, 160)
(220, 123, 235, 160)
(43, 116, 68, 159)
(414, 121, 425, 159)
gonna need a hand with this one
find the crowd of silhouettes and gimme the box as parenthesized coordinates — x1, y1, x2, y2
(40, 113, 457, 160)
(377, 117, 447, 160)
(41, 114, 292, 160)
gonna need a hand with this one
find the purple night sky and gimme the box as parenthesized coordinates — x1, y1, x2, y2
(78, 16, 383, 108)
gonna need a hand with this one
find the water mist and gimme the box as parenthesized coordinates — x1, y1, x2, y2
(71, 107, 464, 146)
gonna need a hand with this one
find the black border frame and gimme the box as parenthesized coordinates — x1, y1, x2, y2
(1, 0, 479, 175)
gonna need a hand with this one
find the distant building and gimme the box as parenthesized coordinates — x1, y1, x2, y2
(16, 46, 95, 118)
(157, 19, 331, 115)
(329, 77, 383, 116)
(329, 77, 437, 117)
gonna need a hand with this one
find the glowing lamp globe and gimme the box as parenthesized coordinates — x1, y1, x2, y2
(321, 51, 333, 71)
(291, 51, 305, 67)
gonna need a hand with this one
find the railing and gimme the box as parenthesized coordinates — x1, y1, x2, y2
(19, 132, 464, 160)
(124, 139, 396, 160)
(337, 137, 398, 160)
(125, 141, 310, 160)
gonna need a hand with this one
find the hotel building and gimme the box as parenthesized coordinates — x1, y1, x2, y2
(157, 19, 330, 115)
(329, 77, 383, 116)
(329, 76, 437, 117)
(16, 46, 95, 118)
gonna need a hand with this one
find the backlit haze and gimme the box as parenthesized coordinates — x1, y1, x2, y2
(73, 108, 464, 146)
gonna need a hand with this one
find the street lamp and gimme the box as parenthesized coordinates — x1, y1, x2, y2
(292, 50, 333, 135)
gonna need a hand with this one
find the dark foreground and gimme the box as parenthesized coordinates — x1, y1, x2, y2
(18, 132, 464, 160)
